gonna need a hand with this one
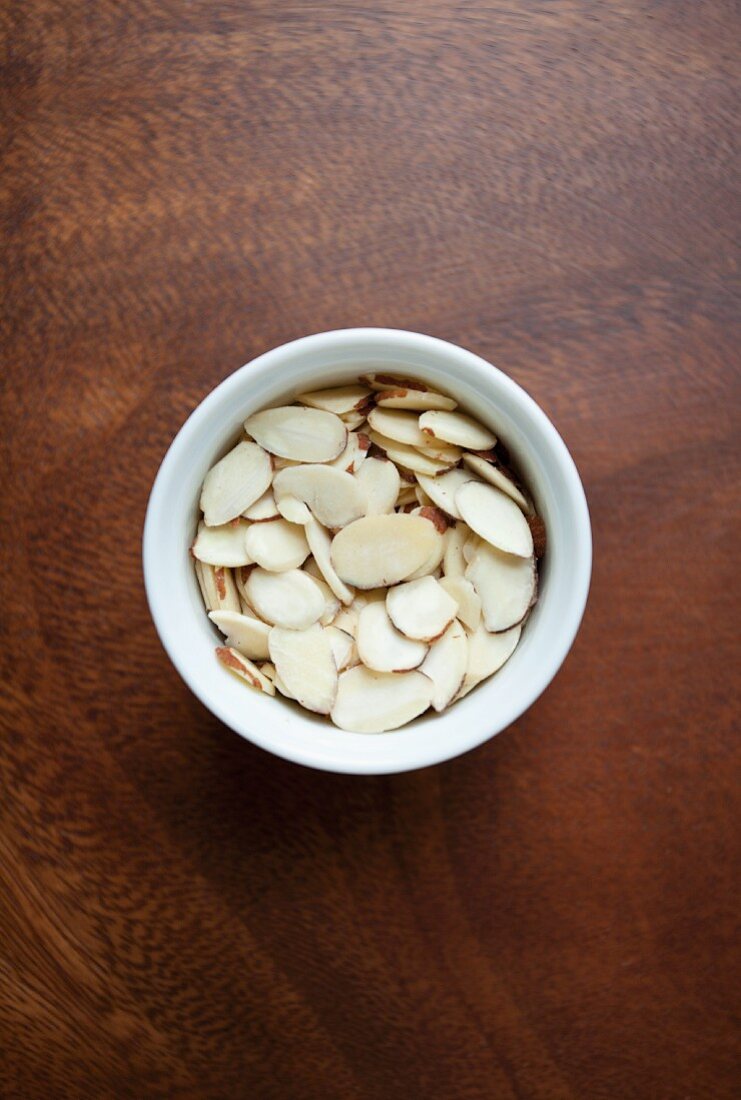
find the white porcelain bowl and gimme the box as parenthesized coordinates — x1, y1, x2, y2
(143, 329, 591, 774)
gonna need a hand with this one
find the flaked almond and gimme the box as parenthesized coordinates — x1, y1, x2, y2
(396, 485, 419, 508)
(245, 567, 325, 629)
(323, 625, 358, 671)
(462, 531, 482, 564)
(209, 610, 271, 660)
(273, 464, 365, 529)
(297, 384, 371, 415)
(368, 430, 453, 476)
(367, 406, 428, 446)
(332, 603, 360, 639)
(312, 575, 341, 625)
(414, 438, 463, 465)
(234, 564, 256, 608)
(360, 373, 428, 392)
(375, 388, 457, 412)
(455, 481, 533, 558)
(438, 575, 481, 632)
(331, 666, 433, 733)
(465, 541, 536, 632)
(356, 602, 428, 672)
(442, 523, 469, 578)
(386, 575, 458, 641)
(200, 441, 272, 526)
(304, 516, 355, 606)
(419, 410, 496, 450)
(191, 519, 252, 567)
(197, 563, 241, 613)
(330, 431, 371, 475)
(331, 514, 438, 589)
(455, 623, 521, 700)
(268, 624, 338, 714)
(356, 456, 400, 515)
(415, 469, 476, 520)
(461, 453, 530, 513)
(244, 518, 310, 572)
(243, 489, 280, 522)
(527, 514, 547, 558)
(194, 559, 211, 609)
(215, 647, 275, 695)
(244, 406, 347, 462)
(420, 619, 468, 710)
(340, 408, 370, 431)
(275, 494, 312, 525)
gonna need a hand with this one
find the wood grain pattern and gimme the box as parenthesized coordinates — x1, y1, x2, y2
(1, 1, 739, 1096)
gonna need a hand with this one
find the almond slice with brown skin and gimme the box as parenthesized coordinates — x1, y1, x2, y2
(526, 514, 547, 558)
(465, 540, 536, 632)
(191, 519, 252, 567)
(331, 666, 433, 733)
(242, 489, 280, 521)
(197, 563, 241, 613)
(200, 441, 272, 527)
(273, 464, 365, 529)
(438, 575, 481, 631)
(356, 456, 400, 515)
(268, 624, 338, 714)
(455, 623, 521, 700)
(208, 610, 271, 660)
(323, 625, 358, 671)
(244, 406, 347, 462)
(356, 602, 428, 672)
(340, 408, 369, 431)
(414, 438, 463, 464)
(330, 513, 438, 589)
(375, 388, 457, 411)
(368, 430, 452, 476)
(304, 517, 355, 605)
(420, 619, 468, 710)
(418, 410, 496, 450)
(360, 373, 429, 392)
(396, 486, 419, 508)
(461, 453, 531, 513)
(244, 518, 310, 571)
(386, 575, 458, 641)
(297, 385, 372, 415)
(245, 567, 325, 629)
(330, 431, 371, 474)
(404, 507, 447, 579)
(367, 407, 428, 446)
(415, 468, 477, 521)
(455, 481, 534, 558)
(215, 647, 276, 695)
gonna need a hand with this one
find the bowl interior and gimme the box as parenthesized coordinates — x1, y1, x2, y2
(144, 330, 590, 773)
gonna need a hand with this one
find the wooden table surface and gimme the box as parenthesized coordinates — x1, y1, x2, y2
(2, 2, 739, 1097)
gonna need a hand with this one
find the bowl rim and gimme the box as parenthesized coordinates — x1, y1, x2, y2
(143, 327, 592, 773)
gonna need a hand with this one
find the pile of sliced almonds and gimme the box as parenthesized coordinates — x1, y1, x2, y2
(193, 374, 545, 733)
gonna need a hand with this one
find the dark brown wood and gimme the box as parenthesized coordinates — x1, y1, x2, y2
(1, 2, 739, 1096)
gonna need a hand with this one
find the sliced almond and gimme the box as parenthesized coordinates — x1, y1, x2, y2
(200, 441, 272, 527)
(375, 388, 457, 412)
(396, 486, 419, 508)
(455, 623, 521, 700)
(273, 464, 365, 529)
(304, 517, 355, 605)
(244, 518, 310, 572)
(356, 456, 400, 515)
(275, 494, 312, 525)
(368, 430, 452, 476)
(194, 560, 211, 610)
(268, 624, 338, 714)
(455, 481, 533, 558)
(461, 453, 530, 512)
(191, 519, 252, 567)
(272, 669, 295, 699)
(438, 576, 481, 632)
(330, 431, 371, 474)
(273, 455, 302, 471)
(297, 384, 371, 415)
(356, 602, 428, 672)
(331, 514, 438, 589)
(404, 508, 447, 579)
(360, 373, 429, 392)
(442, 523, 469, 578)
(245, 567, 325, 629)
(234, 565, 255, 607)
(323, 625, 358, 671)
(386, 575, 458, 641)
(311, 574, 341, 625)
(215, 647, 275, 695)
(244, 406, 347, 462)
(415, 441, 462, 467)
(340, 408, 369, 431)
(259, 661, 277, 683)
(332, 603, 360, 638)
(243, 489, 280, 522)
(420, 619, 468, 710)
(462, 531, 482, 564)
(208, 610, 271, 660)
(419, 410, 496, 450)
(465, 541, 536, 632)
(197, 563, 241, 613)
(367, 407, 428, 446)
(331, 666, 433, 733)
(415, 469, 477, 521)
(527, 514, 547, 558)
